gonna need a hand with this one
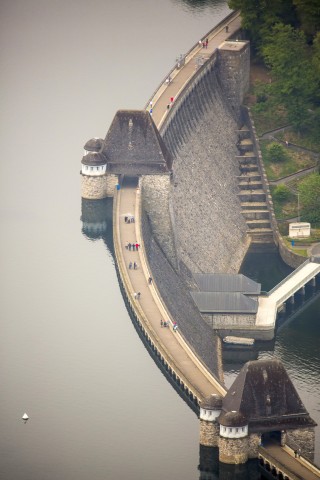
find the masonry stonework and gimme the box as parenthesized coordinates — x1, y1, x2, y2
(217, 41, 250, 122)
(219, 436, 249, 464)
(106, 174, 119, 196)
(141, 174, 177, 269)
(81, 174, 108, 200)
(199, 420, 220, 447)
(248, 433, 260, 459)
(287, 428, 316, 462)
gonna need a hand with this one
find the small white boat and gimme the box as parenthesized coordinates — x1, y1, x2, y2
(223, 336, 255, 346)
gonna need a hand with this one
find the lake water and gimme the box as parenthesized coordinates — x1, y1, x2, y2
(0, 1, 319, 479)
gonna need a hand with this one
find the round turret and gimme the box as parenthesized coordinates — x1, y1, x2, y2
(219, 410, 248, 438)
(200, 394, 223, 422)
(81, 152, 107, 176)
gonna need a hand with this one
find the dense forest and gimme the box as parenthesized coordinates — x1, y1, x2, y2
(228, 0, 320, 132)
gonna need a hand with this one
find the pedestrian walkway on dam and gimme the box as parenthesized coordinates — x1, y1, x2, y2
(114, 176, 226, 401)
(112, 13, 242, 403)
(149, 11, 241, 129)
(261, 443, 320, 480)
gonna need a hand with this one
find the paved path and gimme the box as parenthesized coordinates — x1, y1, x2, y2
(262, 443, 320, 480)
(112, 11, 243, 402)
(115, 176, 226, 400)
(150, 11, 241, 128)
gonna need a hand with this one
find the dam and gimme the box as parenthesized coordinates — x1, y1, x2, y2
(80, 9, 320, 476)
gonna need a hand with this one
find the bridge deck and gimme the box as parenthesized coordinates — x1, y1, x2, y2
(256, 261, 320, 327)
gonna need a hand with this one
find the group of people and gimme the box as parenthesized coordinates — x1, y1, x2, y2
(125, 215, 134, 223)
(129, 261, 138, 270)
(126, 242, 140, 251)
(160, 319, 178, 331)
(134, 292, 141, 300)
(199, 38, 209, 49)
(160, 319, 169, 328)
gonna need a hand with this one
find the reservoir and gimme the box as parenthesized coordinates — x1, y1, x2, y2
(0, 1, 319, 479)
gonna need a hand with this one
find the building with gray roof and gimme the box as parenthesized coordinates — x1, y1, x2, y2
(193, 273, 261, 295)
(190, 291, 258, 314)
(191, 273, 260, 319)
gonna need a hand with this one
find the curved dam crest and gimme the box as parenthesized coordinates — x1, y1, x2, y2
(139, 32, 252, 371)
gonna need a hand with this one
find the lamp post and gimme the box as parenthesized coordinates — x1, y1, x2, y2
(289, 187, 301, 222)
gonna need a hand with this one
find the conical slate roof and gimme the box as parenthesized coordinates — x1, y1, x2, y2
(84, 138, 104, 152)
(102, 110, 173, 175)
(219, 410, 248, 427)
(81, 152, 107, 166)
(219, 359, 316, 433)
(201, 393, 223, 410)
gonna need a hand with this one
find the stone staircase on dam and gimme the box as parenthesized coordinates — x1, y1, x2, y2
(236, 126, 274, 244)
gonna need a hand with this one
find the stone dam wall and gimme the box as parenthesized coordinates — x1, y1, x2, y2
(142, 48, 250, 279)
(141, 209, 223, 380)
(141, 42, 251, 374)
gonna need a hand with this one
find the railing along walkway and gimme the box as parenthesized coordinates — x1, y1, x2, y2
(149, 10, 241, 129)
(114, 177, 226, 402)
(112, 12, 242, 402)
(256, 259, 320, 327)
(260, 444, 320, 480)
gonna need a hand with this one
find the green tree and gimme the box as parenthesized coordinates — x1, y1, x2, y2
(298, 173, 320, 224)
(293, 0, 320, 38)
(312, 33, 320, 105)
(273, 184, 291, 202)
(262, 23, 314, 129)
(267, 142, 289, 162)
(228, 0, 298, 51)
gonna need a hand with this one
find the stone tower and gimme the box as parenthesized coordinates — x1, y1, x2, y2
(217, 40, 250, 122)
(81, 138, 110, 199)
(217, 358, 316, 464)
(199, 394, 222, 447)
(218, 410, 249, 464)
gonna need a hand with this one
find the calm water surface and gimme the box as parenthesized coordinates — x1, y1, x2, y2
(0, 1, 319, 478)
(0, 1, 230, 479)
